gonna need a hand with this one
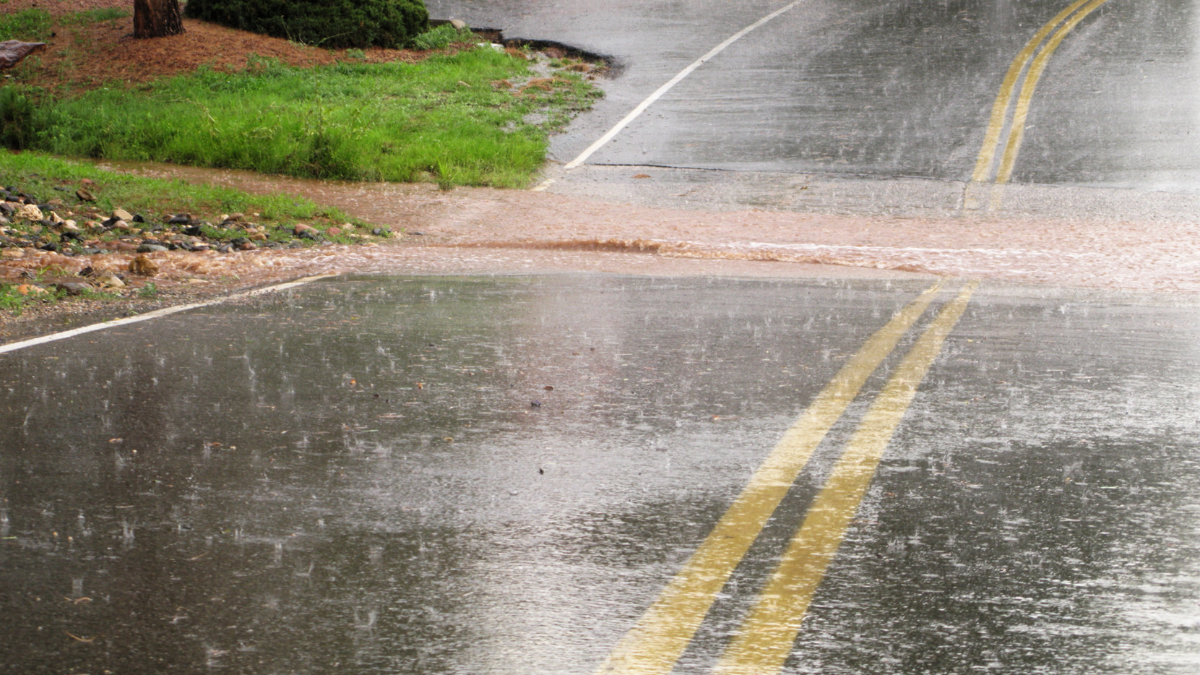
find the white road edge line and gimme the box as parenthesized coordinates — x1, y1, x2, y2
(532, 0, 801, 192)
(0, 274, 338, 355)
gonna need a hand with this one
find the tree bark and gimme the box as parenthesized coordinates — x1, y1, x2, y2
(133, 0, 184, 39)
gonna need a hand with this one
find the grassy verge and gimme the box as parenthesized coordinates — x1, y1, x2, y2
(0, 149, 384, 269)
(0, 8, 54, 42)
(0, 150, 393, 316)
(0, 280, 60, 316)
(0, 150, 363, 230)
(0, 9, 604, 188)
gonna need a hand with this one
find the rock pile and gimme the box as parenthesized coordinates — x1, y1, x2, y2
(0, 181, 394, 308)
(0, 183, 389, 258)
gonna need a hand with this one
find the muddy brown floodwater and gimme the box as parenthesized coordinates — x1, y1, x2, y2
(4, 157, 1195, 343)
(108, 161, 1200, 296)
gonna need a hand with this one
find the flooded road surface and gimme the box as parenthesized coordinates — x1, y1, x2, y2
(3, 274, 1200, 673)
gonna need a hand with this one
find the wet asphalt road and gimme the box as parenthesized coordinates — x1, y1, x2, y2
(428, 0, 1200, 193)
(3, 275, 1200, 673)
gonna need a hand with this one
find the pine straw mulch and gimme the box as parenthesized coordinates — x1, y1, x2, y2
(5, 0, 433, 92)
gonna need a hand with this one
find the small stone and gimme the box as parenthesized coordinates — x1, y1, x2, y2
(132, 214, 145, 224)
(55, 282, 90, 296)
(114, 220, 130, 230)
(79, 266, 94, 277)
(80, 178, 95, 188)
(15, 204, 41, 222)
(64, 221, 78, 231)
(249, 232, 267, 241)
(237, 241, 257, 251)
(128, 255, 158, 276)
(0, 202, 13, 215)
(449, 18, 467, 29)
(95, 274, 125, 289)
(75, 188, 95, 202)
(137, 243, 169, 253)
(48, 211, 64, 224)
(167, 214, 191, 225)
(15, 284, 47, 296)
(112, 208, 134, 222)
(327, 227, 341, 236)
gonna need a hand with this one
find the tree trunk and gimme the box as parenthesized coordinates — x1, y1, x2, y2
(133, 0, 184, 39)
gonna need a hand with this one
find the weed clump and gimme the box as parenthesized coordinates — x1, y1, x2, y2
(0, 87, 42, 150)
(0, 9, 53, 42)
(409, 24, 477, 51)
(184, 0, 429, 49)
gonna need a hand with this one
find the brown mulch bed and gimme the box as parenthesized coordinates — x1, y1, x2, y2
(5, 1, 429, 91)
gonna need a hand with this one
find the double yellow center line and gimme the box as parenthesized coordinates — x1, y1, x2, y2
(972, 0, 1111, 187)
(598, 280, 977, 674)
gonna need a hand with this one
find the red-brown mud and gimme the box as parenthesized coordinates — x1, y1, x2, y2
(110, 162, 1200, 296)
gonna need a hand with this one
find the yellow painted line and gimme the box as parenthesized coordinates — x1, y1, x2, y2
(714, 281, 978, 675)
(971, 0, 1093, 183)
(996, 0, 1110, 184)
(595, 280, 944, 675)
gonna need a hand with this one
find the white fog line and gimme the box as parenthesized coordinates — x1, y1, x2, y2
(0, 274, 337, 355)
(554, 0, 802, 178)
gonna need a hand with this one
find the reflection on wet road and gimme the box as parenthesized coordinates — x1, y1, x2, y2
(3, 275, 1200, 673)
(430, 0, 1200, 194)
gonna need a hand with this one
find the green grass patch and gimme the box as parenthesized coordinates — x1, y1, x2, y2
(60, 8, 131, 26)
(0, 150, 367, 233)
(0, 281, 60, 316)
(0, 8, 53, 42)
(8, 48, 602, 188)
(0, 283, 31, 315)
(410, 24, 477, 51)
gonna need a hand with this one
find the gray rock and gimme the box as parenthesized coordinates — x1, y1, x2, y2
(137, 244, 169, 253)
(55, 282, 91, 296)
